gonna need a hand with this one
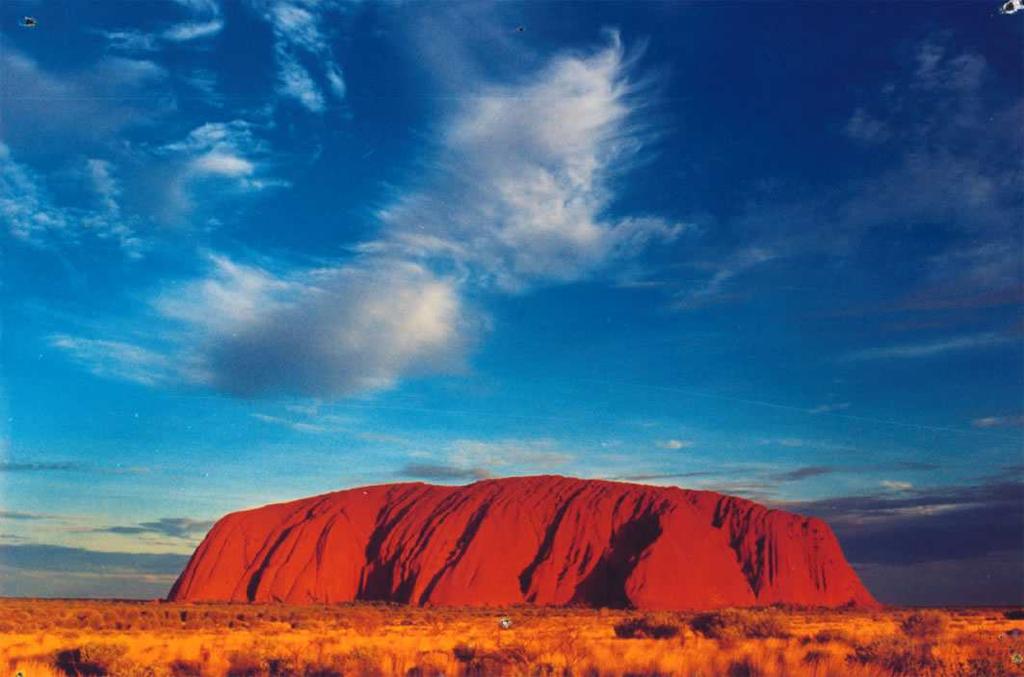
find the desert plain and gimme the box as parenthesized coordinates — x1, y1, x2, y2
(2, 599, 1023, 676)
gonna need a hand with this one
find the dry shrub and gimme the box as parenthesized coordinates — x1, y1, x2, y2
(847, 636, 944, 676)
(900, 611, 949, 641)
(613, 614, 681, 639)
(168, 659, 203, 677)
(802, 649, 830, 666)
(225, 651, 263, 677)
(52, 643, 163, 677)
(405, 650, 450, 677)
(726, 656, 766, 677)
(690, 608, 790, 641)
(54, 644, 125, 676)
(10, 661, 64, 677)
(802, 628, 853, 645)
(452, 643, 533, 676)
(323, 648, 385, 676)
(225, 646, 306, 677)
(950, 632, 1023, 677)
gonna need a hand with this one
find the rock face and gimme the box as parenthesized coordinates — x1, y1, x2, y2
(168, 476, 878, 609)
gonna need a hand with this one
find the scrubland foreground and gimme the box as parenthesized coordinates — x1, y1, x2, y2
(1, 601, 1023, 676)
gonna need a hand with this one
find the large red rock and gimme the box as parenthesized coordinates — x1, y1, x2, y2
(168, 476, 878, 609)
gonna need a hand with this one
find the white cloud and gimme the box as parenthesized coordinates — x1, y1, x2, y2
(276, 50, 325, 113)
(657, 439, 693, 450)
(102, 0, 223, 49)
(810, 402, 852, 414)
(87, 159, 121, 214)
(674, 247, 775, 309)
(758, 437, 809, 448)
(177, 256, 477, 396)
(972, 415, 1024, 429)
(695, 40, 1021, 312)
(55, 254, 480, 397)
(192, 152, 255, 177)
(251, 413, 328, 434)
(256, 0, 348, 113)
(844, 333, 1013, 361)
(881, 480, 913, 492)
(844, 108, 890, 144)
(374, 31, 683, 291)
(0, 51, 171, 152)
(51, 35, 679, 400)
(163, 19, 224, 42)
(447, 438, 575, 471)
(154, 120, 282, 218)
(0, 144, 142, 255)
(48, 335, 175, 387)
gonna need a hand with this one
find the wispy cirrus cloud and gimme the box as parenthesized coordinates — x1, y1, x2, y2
(250, 411, 352, 434)
(101, 0, 223, 51)
(0, 51, 172, 156)
(252, 0, 348, 113)
(152, 120, 286, 220)
(371, 31, 684, 292)
(673, 247, 775, 309)
(843, 332, 1015, 361)
(675, 39, 1022, 313)
(48, 335, 178, 387)
(1, 142, 143, 255)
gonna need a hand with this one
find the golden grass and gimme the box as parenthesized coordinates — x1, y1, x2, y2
(1, 600, 1022, 676)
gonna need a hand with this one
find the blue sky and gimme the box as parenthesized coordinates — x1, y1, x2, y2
(1, 0, 1022, 605)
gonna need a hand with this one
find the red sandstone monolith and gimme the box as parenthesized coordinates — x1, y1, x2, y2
(168, 475, 878, 609)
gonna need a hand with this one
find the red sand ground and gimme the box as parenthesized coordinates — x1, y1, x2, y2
(169, 475, 877, 609)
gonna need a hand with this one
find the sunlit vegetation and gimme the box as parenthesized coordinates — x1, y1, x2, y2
(1, 600, 1022, 676)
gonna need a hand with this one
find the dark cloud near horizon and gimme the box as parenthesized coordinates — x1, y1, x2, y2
(0, 544, 188, 576)
(0, 510, 51, 521)
(0, 461, 82, 473)
(0, 544, 188, 599)
(855, 550, 1024, 606)
(614, 472, 715, 482)
(778, 475, 1019, 602)
(398, 463, 492, 481)
(95, 517, 214, 540)
(771, 461, 941, 483)
(772, 466, 837, 481)
(784, 479, 1024, 604)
